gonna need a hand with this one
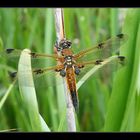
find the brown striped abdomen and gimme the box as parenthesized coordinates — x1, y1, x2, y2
(66, 67, 79, 112)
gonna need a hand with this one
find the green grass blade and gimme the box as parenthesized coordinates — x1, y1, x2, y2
(0, 37, 3, 50)
(1, 8, 139, 132)
(0, 80, 16, 110)
(39, 114, 50, 131)
(44, 9, 59, 131)
(18, 49, 50, 131)
(104, 9, 140, 131)
(110, 9, 119, 36)
(57, 108, 67, 131)
(120, 15, 140, 131)
(77, 56, 119, 90)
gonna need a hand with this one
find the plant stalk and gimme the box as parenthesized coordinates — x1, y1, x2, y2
(54, 8, 76, 132)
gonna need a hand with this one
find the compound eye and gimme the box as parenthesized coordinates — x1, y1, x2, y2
(59, 40, 65, 47)
(67, 40, 72, 47)
(68, 41, 72, 45)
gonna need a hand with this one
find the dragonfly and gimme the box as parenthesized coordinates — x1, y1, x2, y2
(1, 33, 128, 112)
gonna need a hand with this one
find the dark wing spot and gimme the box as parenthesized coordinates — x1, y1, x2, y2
(55, 69, 60, 72)
(117, 33, 124, 38)
(33, 69, 43, 74)
(8, 71, 17, 78)
(79, 65, 84, 68)
(98, 43, 104, 49)
(30, 52, 36, 58)
(6, 48, 14, 54)
(118, 56, 125, 61)
(95, 59, 103, 65)
(118, 56, 125, 65)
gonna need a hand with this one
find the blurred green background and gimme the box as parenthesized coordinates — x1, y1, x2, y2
(0, 8, 140, 132)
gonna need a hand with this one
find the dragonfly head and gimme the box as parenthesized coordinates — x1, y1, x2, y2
(59, 39, 72, 50)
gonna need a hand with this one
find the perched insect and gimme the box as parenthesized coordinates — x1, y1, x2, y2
(1, 33, 128, 112)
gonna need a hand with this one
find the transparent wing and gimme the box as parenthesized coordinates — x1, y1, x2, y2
(74, 34, 128, 62)
(75, 55, 126, 87)
(1, 49, 66, 88)
(0, 48, 65, 68)
(33, 68, 65, 88)
(9, 64, 66, 88)
(0, 48, 60, 59)
(8, 55, 125, 89)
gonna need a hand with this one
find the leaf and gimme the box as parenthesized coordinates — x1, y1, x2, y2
(103, 9, 140, 131)
(18, 48, 50, 131)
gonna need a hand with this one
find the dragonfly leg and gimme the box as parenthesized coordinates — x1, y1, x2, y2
(74, 66, 81, 75)
(73, 64, 85, 75)
(60, 69, 66, 77)
(59, 62, 68, 77)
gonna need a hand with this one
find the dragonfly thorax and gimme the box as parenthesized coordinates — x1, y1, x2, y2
(64, 55, 81, 75)
(64, 55, 73, 67)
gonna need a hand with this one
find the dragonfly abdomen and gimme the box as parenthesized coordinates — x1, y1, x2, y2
(66, 68, 79, 112)
(70, 90, 79, 112)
